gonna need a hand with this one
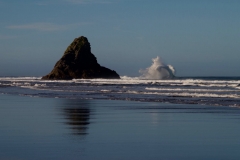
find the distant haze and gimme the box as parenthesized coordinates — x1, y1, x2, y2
(0, 1, 240, 77)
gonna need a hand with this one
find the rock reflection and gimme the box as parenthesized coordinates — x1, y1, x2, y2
(60, 99, 92, 136)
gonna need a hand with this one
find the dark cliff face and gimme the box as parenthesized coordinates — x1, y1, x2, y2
(42, 36, 120, 80)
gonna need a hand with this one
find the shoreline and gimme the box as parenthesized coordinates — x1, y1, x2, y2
(1, 92, 240, 110)
(1, 76, 240, 108)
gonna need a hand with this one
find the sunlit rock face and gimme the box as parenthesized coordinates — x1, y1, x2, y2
(42, 36, 120, 80)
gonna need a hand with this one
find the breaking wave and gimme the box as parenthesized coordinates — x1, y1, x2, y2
(139, 56, 175, 80)
(1, 76, 240, 107)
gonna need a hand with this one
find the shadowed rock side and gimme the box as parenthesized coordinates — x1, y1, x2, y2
(42, 36, 120, 80)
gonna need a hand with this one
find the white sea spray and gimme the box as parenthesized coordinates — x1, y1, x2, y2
(139, 56, 175, 79)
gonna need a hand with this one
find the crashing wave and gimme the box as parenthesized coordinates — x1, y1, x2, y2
(139, 56, 176, 79)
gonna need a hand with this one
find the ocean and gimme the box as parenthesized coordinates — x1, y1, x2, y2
(0, 76, 240, 107)
(1, 76, 240, 159)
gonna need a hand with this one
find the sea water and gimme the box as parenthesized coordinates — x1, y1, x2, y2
(0, 76, 240, 107)
(1, 76, 240, 159)
(1, 94, 240, 160)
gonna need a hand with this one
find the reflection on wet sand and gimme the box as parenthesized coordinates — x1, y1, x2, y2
(60, 99, 92, 135)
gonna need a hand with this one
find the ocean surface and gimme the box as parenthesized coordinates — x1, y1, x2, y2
(1, 76, 240, 159)
(0, 76, 240, 107)
(1, 94, 240, 160)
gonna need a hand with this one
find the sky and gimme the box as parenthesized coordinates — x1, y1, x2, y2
(0, 0, 239, 77)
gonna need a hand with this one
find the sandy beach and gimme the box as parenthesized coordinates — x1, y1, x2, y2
(1, 94, 240, 160)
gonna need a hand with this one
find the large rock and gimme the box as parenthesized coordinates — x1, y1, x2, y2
(42, 36, 120, 80)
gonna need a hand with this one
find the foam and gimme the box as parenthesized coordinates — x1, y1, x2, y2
(139, 56, 175, 79)
(123, 90, 240, 98)
(1, 76, 240, 107)
(145, 87, 237, 92)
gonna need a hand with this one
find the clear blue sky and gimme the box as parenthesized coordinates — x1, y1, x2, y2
(0, 0, 239, 77)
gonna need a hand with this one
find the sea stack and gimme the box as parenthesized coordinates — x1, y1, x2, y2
(42, 36, 120, 80)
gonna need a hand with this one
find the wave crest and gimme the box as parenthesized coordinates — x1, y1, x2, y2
(139, 56, 176, 79)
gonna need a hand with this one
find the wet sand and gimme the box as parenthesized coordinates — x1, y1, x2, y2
(1, 94, 240, 160)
